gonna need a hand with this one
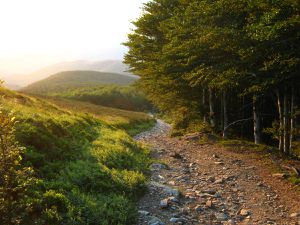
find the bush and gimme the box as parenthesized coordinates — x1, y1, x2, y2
(0, 109, 37, 225)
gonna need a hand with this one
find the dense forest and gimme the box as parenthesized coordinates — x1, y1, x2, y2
(124, 0, 300, 156)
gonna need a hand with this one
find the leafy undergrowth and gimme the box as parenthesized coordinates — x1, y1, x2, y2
(0, 87, 153, 225)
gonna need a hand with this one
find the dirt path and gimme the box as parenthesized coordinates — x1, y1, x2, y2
(135, 120, 300, 225)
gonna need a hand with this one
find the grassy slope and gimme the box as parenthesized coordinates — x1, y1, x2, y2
(43, 96, 154, 136)
(22, 70, 138, 95)
(0, 87, 154, 225)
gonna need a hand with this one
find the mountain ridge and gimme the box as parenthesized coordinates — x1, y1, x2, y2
(22, 70, 138, 95)
(1, 60, 135, 88)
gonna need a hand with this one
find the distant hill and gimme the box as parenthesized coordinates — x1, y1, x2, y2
(22, 70, 138, 95)
(3, 82, 21, 90)
(2, 60, 136, 88)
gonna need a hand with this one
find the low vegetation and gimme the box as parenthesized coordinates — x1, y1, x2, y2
(0, 86, 154, 225)
(44, 85, 152, 112)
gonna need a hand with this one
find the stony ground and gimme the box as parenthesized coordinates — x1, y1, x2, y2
(134, 120, 300, 225)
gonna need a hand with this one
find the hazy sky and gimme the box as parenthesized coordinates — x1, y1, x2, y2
(0, 0, 148, 75)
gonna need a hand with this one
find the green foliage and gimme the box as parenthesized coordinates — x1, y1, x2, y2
(288, 176, 300, 185)
(22, 70, 138, 95)
(49, 85, 152, 112)
(0, 87, 153, 224)
(124, 0, 300, 154)
(0, 108, 38, 225)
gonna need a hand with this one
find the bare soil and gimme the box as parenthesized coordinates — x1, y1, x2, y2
(135, 120, 300, 225)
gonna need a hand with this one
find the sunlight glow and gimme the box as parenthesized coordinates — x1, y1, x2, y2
(0, 0, 147, 74)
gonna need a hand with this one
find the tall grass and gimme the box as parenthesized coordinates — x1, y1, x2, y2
(0, 87, 153, 225)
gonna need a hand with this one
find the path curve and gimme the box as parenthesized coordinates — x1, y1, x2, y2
(135, 120, 300, 225)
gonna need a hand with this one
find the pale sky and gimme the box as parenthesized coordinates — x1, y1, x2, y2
(0, 0, 148, 75)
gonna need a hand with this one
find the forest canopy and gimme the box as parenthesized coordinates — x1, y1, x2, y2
(124, 0, 300, 155)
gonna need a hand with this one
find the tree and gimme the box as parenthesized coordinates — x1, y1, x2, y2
(124, 0, 300, 154)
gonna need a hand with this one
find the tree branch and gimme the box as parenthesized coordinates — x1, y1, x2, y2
(224, 117, 253, 132)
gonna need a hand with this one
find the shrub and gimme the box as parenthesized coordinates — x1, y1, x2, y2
(0, 108, 37, 225)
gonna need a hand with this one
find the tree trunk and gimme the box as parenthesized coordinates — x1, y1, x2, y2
(283, 89, 290, 154)
(253, 95, 262, 144)
(240, 96, 245, 138)
(203, 89, 207, 123)
(209, 88, 216, 128)
(289, 85, 294, 151)
(220, 93, 224, 132)
(223, 90, 228, 138)
(276, 89, 284, 152)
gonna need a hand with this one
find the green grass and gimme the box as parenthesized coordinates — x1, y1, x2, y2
(0, 87, 154, 225)
(42, 96, 155, 136)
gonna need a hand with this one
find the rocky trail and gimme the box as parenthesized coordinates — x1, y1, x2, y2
(134, 120, 300, 225)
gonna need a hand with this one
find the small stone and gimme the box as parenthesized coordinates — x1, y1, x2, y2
(257, 182, 263, 187)
(226, 219, 236, 225)
(168, 180, 176, 185)
(290, 213, 299, 218)
(189, 162, 196, 167)
(204, 188, 217, 194)
(272, 173, 286, 178)
(150, 163, 167, 171)
(180, 207, 190, 215)
(160, 199, 170, 209)
(207, 176, 216, 182)
(165, 187, 180, 197)
(148, 216, 165, 225)
(206, 200, 213, 208)
(169, 196, 179, 203)
(213, 154, 219, 158)
(215, 178, 224, 184)
(240, 209, 250, 216)
(170, 217, 181, 223)
(194, 205, 204, 212)
(215, 212, 228, 221)
(138, 210, 150, 216)
(214, 192, 222, 198)
(158, 175, 165, 180)
(198, 193, 212, 198)
(215, 161, 224, 165)
(232, 188, 238, 192)
(171, 152, 182, 159)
